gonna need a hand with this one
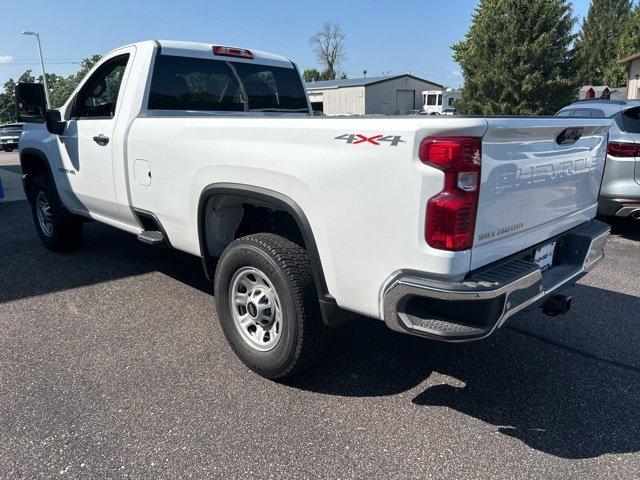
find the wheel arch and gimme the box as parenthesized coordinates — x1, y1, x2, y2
(19, 148, 56, 201)
(198, 183, 340, 324)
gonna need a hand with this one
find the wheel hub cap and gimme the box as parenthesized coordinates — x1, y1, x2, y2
(230, 267, 282, 351)
(35, 191, 54, 237)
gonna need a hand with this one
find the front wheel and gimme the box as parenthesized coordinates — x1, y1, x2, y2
(214, 233, 330, 380)
(29, 174, 83, 251)
(2, 146, 14, 152)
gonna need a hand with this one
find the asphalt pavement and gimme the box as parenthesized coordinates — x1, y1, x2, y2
(1, 151, 639, 479)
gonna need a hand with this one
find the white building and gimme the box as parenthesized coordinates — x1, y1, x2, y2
(619, 52, 640, 99)
(422, 89, 461, 114)
(304, 74, 444, 115)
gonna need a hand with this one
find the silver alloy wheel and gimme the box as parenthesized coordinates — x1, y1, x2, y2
(229, 267, 283, 352)
(35, 191, 54, 237)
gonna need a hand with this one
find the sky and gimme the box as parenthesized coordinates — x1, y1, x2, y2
(0, 0, 592, 89)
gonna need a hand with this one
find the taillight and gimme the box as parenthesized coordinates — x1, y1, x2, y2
(420, 137, 482, 251)
(607, 141, 640, 157)
(212, 46, 254, 59)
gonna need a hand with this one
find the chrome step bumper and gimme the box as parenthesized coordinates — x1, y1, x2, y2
(382, 220, 610, 342)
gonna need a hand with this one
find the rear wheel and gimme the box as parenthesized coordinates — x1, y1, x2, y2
(29, 174, 83, 251)
(214, 233, 330, 380)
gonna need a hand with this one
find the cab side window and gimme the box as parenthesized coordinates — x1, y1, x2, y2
(74, 54, 130, 119)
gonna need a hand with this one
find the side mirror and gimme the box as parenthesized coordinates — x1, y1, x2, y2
(45, 109, 65, 135)
(16, 82, 46, 123)
(16, 83, 65, 135)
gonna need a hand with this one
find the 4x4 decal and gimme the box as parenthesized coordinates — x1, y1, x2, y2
(335, 134, 405, 146)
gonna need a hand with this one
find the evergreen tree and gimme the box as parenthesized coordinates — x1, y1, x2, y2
(453, 0, 578, 115)
(575, 0, 632, 86)
(604, 5, 640, 86)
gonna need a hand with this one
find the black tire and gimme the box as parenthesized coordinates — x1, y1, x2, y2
(214, 233, 330, 380)
(29, 174, 83, 251)
(2, 146, 13, 152)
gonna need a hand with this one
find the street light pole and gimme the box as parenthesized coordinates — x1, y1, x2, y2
(21, 31, 51, 109)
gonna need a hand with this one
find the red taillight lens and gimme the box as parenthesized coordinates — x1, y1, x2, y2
(213, 46, 254, 59)
(607, 141, 640, 157)
(420, 137, 482, 251)
(419, 137, 481, 168)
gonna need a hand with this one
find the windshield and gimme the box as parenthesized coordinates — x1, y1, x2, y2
(148, 55, 309, 113)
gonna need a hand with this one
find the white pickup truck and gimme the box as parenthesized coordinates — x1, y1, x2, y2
(17, 40, 611, 379)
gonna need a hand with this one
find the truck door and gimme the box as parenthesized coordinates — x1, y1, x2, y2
(56, 53, 131, 220)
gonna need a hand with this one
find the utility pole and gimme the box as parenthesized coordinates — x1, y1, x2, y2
(22, 31, 51, 109)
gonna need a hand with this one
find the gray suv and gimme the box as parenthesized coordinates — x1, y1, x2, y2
(556, 100, 640, 219)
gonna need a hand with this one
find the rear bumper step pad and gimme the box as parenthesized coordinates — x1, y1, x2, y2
(381, 219, 610, 342)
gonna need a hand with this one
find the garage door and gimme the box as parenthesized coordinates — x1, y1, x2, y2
(396, 90, 415, 114)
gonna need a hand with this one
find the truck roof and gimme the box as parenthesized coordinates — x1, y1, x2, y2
(102, 40, 295, 68)
(155, 40, 294, 67)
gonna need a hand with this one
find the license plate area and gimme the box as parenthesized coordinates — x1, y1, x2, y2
(533, 241, 556, 271)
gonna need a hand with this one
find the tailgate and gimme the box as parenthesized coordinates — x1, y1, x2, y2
(471, 117, 611, 270)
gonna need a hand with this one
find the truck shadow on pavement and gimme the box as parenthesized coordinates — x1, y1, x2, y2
(0, 164, 23, 175)
(294, 286, 640, 460)
(2, 199, 639, 461)
(0, 200, 210, 304)
(600, 215, 640, 241)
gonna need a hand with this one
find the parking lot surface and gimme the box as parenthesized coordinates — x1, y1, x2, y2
(1, 151, 639, 479)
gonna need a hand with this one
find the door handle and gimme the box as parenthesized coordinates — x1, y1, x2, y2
(93, 134, 109, 146)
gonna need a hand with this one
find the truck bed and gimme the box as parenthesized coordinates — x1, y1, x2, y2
(126, 115, 610, 318)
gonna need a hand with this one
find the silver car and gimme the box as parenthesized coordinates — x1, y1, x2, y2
(556, 100, 640, 219)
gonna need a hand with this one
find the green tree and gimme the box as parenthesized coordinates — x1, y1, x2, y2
(0, 71, 36, 123)
(0, 55, 101, 123)
(604, 5, 640, 86)
(303, 67, 343, 82)
(303, 68, 322, 82)
(42, 72, 69, 108)
(453, 0, 578, 115)
(575, 0, 632, 86)
(48, 55, 102, 108)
